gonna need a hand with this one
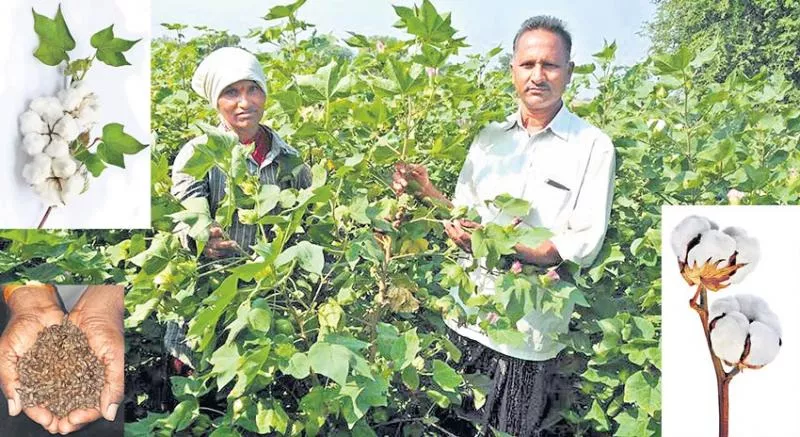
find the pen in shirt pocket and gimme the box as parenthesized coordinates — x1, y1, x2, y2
(545, 178, 570, 191)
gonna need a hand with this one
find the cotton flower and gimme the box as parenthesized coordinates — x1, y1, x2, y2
(671, 215, 759, 290)
(727, 189, 745, 205)
(709, 294, 782, 368)
(510, 260, 523, 274)
(21, 154, 53, 185)
(425, 67, 439, 78)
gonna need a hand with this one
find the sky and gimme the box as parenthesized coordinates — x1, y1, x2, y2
(152, 0, 658, 67)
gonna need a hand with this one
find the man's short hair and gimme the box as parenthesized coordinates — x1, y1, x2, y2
(512, 16, 572, 60)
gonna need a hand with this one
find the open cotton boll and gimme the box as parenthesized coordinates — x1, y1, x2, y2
(44, 138, 69, 158)
(30, 96, 64, 125)
(722, 227, 760, 283)
(686, 230, 736, 267)
(710, 312, 749, 364)
(744, 321, 782, 367)
(22, 154, 53, 185)
(709, 296, 741, 321)
(60, 173, 87, 204)
(22, 133, 50, 155)
(53, 114, 80, 142)
(19, 111, 48, 135)
(32, 179, 63, 207)
(670, 215, 711, 262)
(733, 294, 770, 323)
(51, 156, 78, 178)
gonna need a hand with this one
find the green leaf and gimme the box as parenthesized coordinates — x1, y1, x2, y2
(623, 371, 661, 417)
(74, 149, 107, 177)
(102, 123, 148, 154)
(97, 142, 125, 168)
(209, 342, 241, 390)
(187, 275, 239, 352)
(295, 60, 355, 102)
(401, 366, 420, 390)
(491, 193, 530, 217)
(90, 25, 140, 67)
(163, 398, 199, 432)
(284, 352, 311, 379)
(308, 342, 351, 386)
(275, 241, 324, 275)
(584, 400, 610, 431)
(255, 184, 281, 217)
(431, 359, 462, 391)
(182, 124, 239, 180)
(247, 307, 272, 333)
(31, 5, 75, 66)
(255, 400, 289, 434)
(613, 409, 653, 437)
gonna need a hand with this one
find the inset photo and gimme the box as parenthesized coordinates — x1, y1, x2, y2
(0, 0, 150, 229)
(662, 206, 799, 437)
(0, 283, 123, 436)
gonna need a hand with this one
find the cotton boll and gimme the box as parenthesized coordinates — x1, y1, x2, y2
(30, 96, 64, 125)
(671, 215, 711, 262)
(21, 154, 53, 185)
(22, 133, 50, 155)
(686, 230, 736, 267)
(51, 156, 78, 178)
(744, 321, 781, 367)
(44, 138, 69, 158)
(76, 105, 99, 132)
(60, 173, 87, 204)
(709, 296, 740, 321)
(734, 294, 770, 322)
(753, 308, 782, 336)
(19, 110, 47, 135)
(32, 179, 63, 207)
(53, 114, 80, 142)
(722, 227, 760, 283)
(710, 312, 749, 364)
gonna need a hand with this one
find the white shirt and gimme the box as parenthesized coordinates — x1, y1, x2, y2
(445, 103, 616, 361)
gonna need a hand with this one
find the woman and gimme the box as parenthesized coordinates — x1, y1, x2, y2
(167, 47, 312, 368)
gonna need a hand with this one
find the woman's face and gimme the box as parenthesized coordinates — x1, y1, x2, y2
(216, 80, 265, 135)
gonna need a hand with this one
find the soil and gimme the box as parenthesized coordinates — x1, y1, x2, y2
(16, 316, 105, 417)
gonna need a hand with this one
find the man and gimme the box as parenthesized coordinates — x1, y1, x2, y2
(167, 47, 312, 368)
(393, 16, 615, 436)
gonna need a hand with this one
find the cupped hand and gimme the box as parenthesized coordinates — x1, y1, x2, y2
(444, 219, 481, 253)
(0, 285, 66, 434)
(55, 285, 124, 435)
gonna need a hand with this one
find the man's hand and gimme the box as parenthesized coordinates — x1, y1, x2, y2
(392, 162, 433, 198)
(0, 286, 66, 434)
(204, 224, 242, 259)
(444, 219, 481, 253)
(58, 286, 124, 434)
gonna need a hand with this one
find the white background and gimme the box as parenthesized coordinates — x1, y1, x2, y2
(662, 206, 799, 437)
(0, 0, 151, 229)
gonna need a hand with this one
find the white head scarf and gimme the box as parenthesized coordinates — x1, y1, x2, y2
(191, 47, 267, 108)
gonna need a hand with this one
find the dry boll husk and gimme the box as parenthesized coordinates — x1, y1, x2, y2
(16, 316, 104, 417)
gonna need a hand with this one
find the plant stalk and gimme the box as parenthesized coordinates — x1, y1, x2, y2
(37, 206, 53, 229)
(689, 284, 737, 437)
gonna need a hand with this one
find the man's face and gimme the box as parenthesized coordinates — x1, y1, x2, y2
(511, 29, 574, 114)
(216, 80, 266, 133)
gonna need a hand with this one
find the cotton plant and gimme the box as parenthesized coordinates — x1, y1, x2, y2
(19, 4, 147, 227)
(670, 214, 781, 437)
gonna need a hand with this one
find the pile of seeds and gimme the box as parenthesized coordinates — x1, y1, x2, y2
(16, 316, 104, 417)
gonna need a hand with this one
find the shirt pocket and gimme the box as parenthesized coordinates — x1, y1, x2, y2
(532, 174, 573, 225)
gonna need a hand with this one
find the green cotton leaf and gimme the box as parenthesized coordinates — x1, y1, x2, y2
(247, 307, 272, 333)
(591, 40, 617, 63)
(491, 193, 531, 217)
(230, 344, 270, 397)
(163, 398, 199, 432)
(31, 5, 75, 66)
(613, 409, 654, 437)
(102, 123, 148, 154)
(170, 376, 210, 401)
(623, 371, 661, 417)
(169, 197, 212, 254)
(275, 241, 324, 275)
(632, 316, 656, 340)
(284, 352, 311, 379)
(74, 149, 107, 177)
(187, 275, 239, 352)
(97, 142, 125, 168)
(584, 400, 611, 432)
(209, 342, 241, 390)
(392, 0, 457, 43)
(90, 25, 140, 67)
(295, 59, 355, 102)
(308, 342, 351, 386)
(431, 359, 462, 391)
(401, 365, 420, 390)
(255, 184, 281, 217)
(374, 58, 426, 96)
(182, 123, 239, 180)
(263, 0, 306, 20)
(255, 400, 289, 434)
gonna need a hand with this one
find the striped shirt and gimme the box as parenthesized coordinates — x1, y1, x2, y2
(171, 124, 313, 252)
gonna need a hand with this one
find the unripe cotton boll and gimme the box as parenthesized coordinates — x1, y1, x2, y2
(44, 138, 69, 158)
(22, 134, 49, 155)
(29, 96, 64, 125)
(51, 156, 77, 178)
(19, 111, 47, 135)
(22, 154, 53, 185)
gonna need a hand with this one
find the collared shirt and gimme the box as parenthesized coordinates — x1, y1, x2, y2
(446, 103, 616, 361)
(171, 124, 313, 252)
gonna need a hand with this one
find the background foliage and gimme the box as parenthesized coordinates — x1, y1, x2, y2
(1, 1, 798, 436)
